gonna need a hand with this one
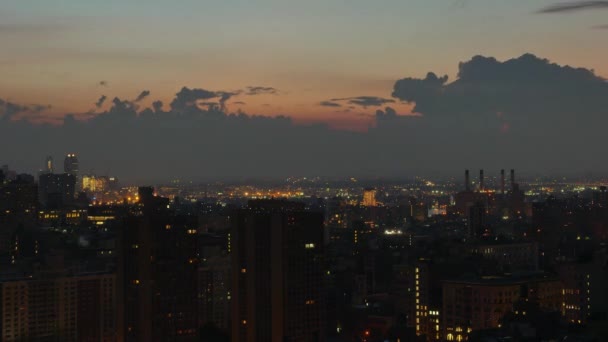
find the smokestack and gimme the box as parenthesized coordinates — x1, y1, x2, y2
(479, 169, 484, 191)
(501, 169, 505, 194)
(465, 169, 470, 191)
(510, 169, 515, 191)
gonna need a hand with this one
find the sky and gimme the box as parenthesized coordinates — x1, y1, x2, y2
(2, 1, 608, 182)
(2, 0, 608, 130)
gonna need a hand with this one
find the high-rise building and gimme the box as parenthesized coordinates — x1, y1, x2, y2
(0, 272, 116, 342)
(64, 153, 79, 176)
(45, 156, 54, 174)
(231, 200, 326, 342)
(198, 254, 231, 333)
(117, 187, 199, 341)
(38, 173, 76, 208)
(467, 202, 487, 239)
(362, 188, 378, 207)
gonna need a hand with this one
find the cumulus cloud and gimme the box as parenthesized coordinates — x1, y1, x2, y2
(134, 90, 150, 102)
(95, 95, 107, 108)
(392, 53, 608, 118)
(152, 100, 164, 112)
(537, 1, 608, 13)
(170, 87, 218, 111)
(3, 55, 608, 182)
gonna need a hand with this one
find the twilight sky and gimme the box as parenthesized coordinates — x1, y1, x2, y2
(2, 0, 608, 130)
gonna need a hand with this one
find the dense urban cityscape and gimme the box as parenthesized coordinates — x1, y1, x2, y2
(0, 154, 606, 341)
(3, 1, 608, 341)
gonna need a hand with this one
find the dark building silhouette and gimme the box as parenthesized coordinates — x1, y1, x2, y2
(0, 272, 116, 341)
(64, 153, 79, 176)
(38, 173, 76, 209)
(468, 202, 486, 239)
(117, 187, 199, 341)
(231, 200, 326, 342)
(0, 174, 38, 216)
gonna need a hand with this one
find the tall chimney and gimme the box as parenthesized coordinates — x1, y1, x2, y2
(465, 169, 470, 191)
(501, 169, 505, 194)
(479, 169, 484, 191)
(510, 169, 515, 191)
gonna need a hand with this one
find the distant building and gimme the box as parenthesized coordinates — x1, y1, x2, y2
(467, 202, 487, 239)
(198, 254, 231, 332)
(0, 272, 116, 342)
(117, 187, 199, 341)
(64, 154, 79, 176)
(45, 156, 54, 174)
(82, 175, 110, 193)
(231, 200, 326, 342)
(362, 188, 378, 207)
(442, 273, 562, 341)
(38, 173, 76, 208)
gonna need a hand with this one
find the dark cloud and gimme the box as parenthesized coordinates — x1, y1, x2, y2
(0, 99, 28, 120)
(331, 96, 395, 108)
(3, 56, 608, 182)
(392, 53, 607, 118)
(246, 86, 279, 95)
(152, 100, 164, 113)
(1, 99, 51, 121)
(98, 80, 108, 87)
(134, 90, 150, 102)
(95, 95, 107, 108)
(31, 104, 52, 113)
(319, 101, 342, 107)
(537, 1, 608, 13)
(375, 107, 399, 120)
(170, 87, 218, 111)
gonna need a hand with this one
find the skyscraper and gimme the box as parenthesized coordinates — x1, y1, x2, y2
(64, 153, 79, 176)
(231, 200, 326, 342)
(45, 156, 54, 174)
(362, 188, 377, 207)
(117, 187, 199, 341)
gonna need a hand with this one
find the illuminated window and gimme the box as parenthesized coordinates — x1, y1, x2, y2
(241, 268, 247, 273)
(305, 243, 315, 249)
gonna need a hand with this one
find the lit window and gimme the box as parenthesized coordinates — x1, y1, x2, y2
(305, 243, 315, 249)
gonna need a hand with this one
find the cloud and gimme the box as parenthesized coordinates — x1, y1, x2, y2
(95, 95, 107, 108)
(537, 1, 608, 13)
(592, 24, 608, 29)
(319, 101, 342, 107)
(170, 87, 218, 111)
(1, 98, 51, 121)
(134, 90, 150, 102)
(233, 101, 246, 105)
(330, 96, 395, 108)
(152, 100, 164, 112)
(246, 86, 279, 95)
(391, 53, 608, 119)
(3, 56, 608, 183)
(99, 80, 108, 87)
